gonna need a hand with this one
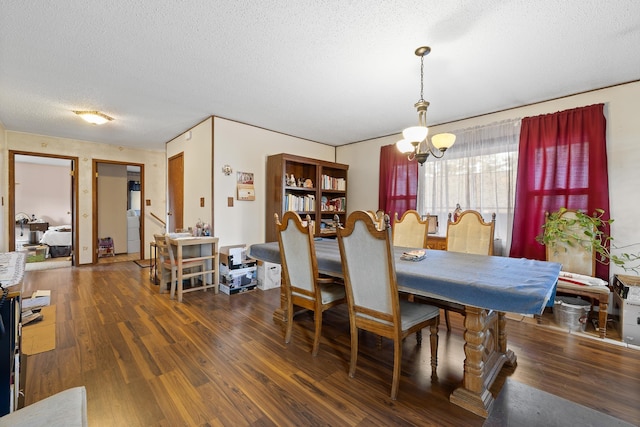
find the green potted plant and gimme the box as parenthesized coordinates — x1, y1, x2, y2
(536, 207, 640, 273)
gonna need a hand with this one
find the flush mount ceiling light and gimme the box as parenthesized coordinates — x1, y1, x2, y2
(396, 46, 456, 165)
(73, 110, 114, 125)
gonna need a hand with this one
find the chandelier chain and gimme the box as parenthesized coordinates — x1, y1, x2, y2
(419, 54, 425, 102)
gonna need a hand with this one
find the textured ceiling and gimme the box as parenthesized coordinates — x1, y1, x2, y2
(1, 1, 639, 151)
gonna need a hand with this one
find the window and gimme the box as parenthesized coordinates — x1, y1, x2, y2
(418, 119, 521, 255)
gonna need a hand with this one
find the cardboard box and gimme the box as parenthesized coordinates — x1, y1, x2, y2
(219, 282, 257, 295)
(257, 261, 281, 290)
(220, 244, 257, 270)
(220, 266, 257, 288)
(613, 274, 640, 299)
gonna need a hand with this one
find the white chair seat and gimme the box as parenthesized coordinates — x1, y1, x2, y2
(399, 300, 440, 330)
(319, 283, 346, 304)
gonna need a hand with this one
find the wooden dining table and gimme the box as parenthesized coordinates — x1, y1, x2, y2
(249, 238, 561, 418)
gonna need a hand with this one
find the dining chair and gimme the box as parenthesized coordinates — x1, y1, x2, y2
(367, 209, 386, 231)
(275, 211, 346, 356)
(544, 210, 595, 276)
(544, 209, 609, 336)
(392, 210, 429, 249)
(446, 210, 496, 255)
(336, 210, 439, 400)
(154, 234, 173, 294)
(155, 234, 206, 300)
(429, 210, 497, 330)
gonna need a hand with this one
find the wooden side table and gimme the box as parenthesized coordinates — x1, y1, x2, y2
(27, 222, 48, 244)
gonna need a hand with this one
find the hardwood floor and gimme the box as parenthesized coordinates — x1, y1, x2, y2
(22, 262, 640, 426)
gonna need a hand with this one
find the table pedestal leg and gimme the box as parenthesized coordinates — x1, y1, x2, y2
(450, 307, 516, 418)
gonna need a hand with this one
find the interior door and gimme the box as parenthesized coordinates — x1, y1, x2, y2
(168, 153, 184, 232)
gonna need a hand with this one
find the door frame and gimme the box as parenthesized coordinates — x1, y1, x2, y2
(92, 159, 145, 264)
(8, 151, 78, 266)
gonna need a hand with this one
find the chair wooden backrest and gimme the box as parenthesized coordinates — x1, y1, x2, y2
(338, 211, 399, 330)
(545, 210, 596, 276)
(275, 211, 320, 302)
(446, 210, 496, 255)
(392, 210, 428, 248)
(154, 233, 171, 292)
(367, 210, 385, 231)
(154, 233, 169, 266)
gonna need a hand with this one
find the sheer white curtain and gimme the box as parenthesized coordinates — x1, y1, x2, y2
(417, 119, 521, 255)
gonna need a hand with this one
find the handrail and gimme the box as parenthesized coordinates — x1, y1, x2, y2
(150, 212, 166, 226)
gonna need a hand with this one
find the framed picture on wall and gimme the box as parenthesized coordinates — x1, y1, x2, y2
(237, 171, 255, 201)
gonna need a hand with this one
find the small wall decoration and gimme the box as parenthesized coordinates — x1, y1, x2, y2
(237, 171, 255, 201)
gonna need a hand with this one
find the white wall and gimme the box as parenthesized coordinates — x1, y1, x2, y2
(0, 121, 5, 251)
(167, 118, 213, 232)
(167, 116, 335, 249)
(337, 81, 640, 278)
(213, 117, 335, 248)
(15, 161, 72, 225)
(2, 131, 165, 263)
(97, 163, 128, 254)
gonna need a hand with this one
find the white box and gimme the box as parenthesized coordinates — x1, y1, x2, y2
(613, 292, 640, 344)
(257, 261, 281, 290)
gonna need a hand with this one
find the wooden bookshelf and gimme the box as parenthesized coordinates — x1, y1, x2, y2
(265, 153, 348, 242)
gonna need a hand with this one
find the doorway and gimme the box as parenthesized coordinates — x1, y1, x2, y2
(9, 152, 77, 266)
(92, 160, 145, 264)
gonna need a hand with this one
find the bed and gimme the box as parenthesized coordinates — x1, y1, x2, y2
(39, 225, 73, 257)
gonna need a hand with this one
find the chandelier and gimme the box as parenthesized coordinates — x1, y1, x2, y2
(396, 46, 455, 165)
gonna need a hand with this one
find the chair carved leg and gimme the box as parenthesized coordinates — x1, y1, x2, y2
(598, 299, 608, 338)
(284, 298, 294, 344)
(391, 338, 402, 400)
(349, 327, 359, 378)
(312, 310, 322, 357)
(430, 321, 439, 378)
(170, 268, 177, 299)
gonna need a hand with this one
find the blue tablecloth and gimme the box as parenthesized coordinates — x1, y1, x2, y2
(249, 239, 561, 315)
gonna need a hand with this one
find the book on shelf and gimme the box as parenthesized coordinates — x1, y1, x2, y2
(285, 193, 315, 212)
(321, 175, 346, 191)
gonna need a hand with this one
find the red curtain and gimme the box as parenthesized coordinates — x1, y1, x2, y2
(509, 103, 610, 280)
(379, 144, 418, 216)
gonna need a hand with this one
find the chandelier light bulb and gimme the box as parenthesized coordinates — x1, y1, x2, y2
(402, 126, 429, 143)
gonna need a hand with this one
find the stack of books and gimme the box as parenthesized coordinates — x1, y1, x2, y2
(400, 250, 427, 262)
(22, 290, 51, 325)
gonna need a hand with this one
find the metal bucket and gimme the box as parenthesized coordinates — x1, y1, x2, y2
(553, 296, 590, 332)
